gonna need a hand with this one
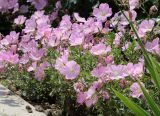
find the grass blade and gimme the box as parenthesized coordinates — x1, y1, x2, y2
(113, 89, 150, 116)
(138, 80, 160, 116)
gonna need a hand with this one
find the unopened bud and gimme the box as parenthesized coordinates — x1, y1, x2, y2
(149, 5, 158, 15)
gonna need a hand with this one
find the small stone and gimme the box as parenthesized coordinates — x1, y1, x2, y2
(44, 109, 52, 116)
(44, 102, 50, 109)
(26, 105, 33, 113)
(51, 109, 62, 116)
(51, 104, 57, 109)
(16, 91, 21, 95)
(35, 105, 44, 112)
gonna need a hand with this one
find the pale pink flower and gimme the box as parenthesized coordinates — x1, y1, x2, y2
(93, 3, 112, 22)
(5, 31, 19, 44)
(34, 61, 50, 81)
(48, 35, 60, 47)
(127, 62, 144, 78)
(91, 65, 106, 78)
(106, 64, 128, 80)
(120, 10, 137, 26)
(10, 44, 17, 53)
(24, 19, 37, 33)
(138, 20, 155, 38)
(3, 51, 19, 64)
(14, 15, 26, 25)
(77, 92, 87, 104)
(85, 87, 96, 99)
(73, 79, 85, 92)
(113, 32, 123, 45)
(69, 32, 84, 46)
(130, 82, 144, 98)
(85, 95, 98, 107)
(19, 54, 29, 64)
(129, 0, 139, 10)
(54, 54, 68, 73)
(62, 61, 80, 80)
(55, 0, 62, 9)
(28, 0, 48, 10)
(105, 55, 113, 64)
(145, 38, 160, 55)
(102, 91, 110, 100)
(49, 11, 58, 22)
(29, 48, 46, 61)
(34, 66, 45, 81)
(110, 12, 121, 27)
(90, 43, 111, 56)
(74, 13, 86, 23)
(92, 80, 103, 90)
(27, 62, 37, 72)
(122, 42, 131, 51)
(59, 15, 72, 32)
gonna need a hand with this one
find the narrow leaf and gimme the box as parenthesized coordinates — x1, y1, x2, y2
(138, 80, 160, 116)
(113, 89, 150, 116)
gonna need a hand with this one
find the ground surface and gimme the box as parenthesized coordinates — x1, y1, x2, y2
(0, 84, 45, 116)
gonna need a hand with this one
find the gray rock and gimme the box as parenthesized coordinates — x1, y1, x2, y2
(35, 105, 44, 112)
(44, 109, 52, 116)
(26, 105, 33, 113)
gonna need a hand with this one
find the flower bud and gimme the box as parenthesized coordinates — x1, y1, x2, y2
(149, 5, 158, 15)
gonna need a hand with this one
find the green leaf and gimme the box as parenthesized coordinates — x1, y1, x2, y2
(150, 56, 160, 72)
(113, 89, 150, 116)
(146, 55, 160, 88)
(138, 80, 160, 116)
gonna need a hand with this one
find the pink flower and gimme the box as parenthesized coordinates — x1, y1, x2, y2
(73, 13, 86, 23)
(28, 0, 48, 10)
(93, 3, 112, 22)
(92, 80, 103, 90)
(4, 31, 19, 44)
(27, 62, 37, 72)
(105, 55, 113, 64)
(29, 48, 46, 61)
(55, 0, 62, 9)
(102, 91, 110, 100)
(14, 15, 26, 25)
(77, 92, 87, 104)
(55, 54, 68, 74)
(122, 42, 131, 51)
(113, 32, 123, 45)
(49, 11, 58, 22)
(127, 62, 144, 78)
(129, 0, 139, 10)
(85, 95, 98, 107)
(106, 64, 128, 80)
(10, 44, 17, 53)
(91, 65, 106, 78)
(73, 79, 85, 92)
(48, 35, 60, 47)
(34, 61, 50, 81)
(34, 66, 45, 81)
(130, 82, 144, 98)
(138, 20, 155, 38)
(24, 19, 37, 33)
(90, 43, 111, 56)
(0, 51, 19, 64)
(62, 61, 80, 80)
(120, 10, 137, 26)
(145, 38, 160, 55)
(19, 54, 29, 64)
(69, 32, 84, 46)
(86, 86, 96, 99)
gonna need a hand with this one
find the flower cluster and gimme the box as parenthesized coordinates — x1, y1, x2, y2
(0, 1, 160, 108)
